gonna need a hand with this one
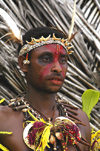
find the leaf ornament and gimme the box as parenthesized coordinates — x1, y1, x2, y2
(91, 129, 100, 151)
(23, 116, 81, 150)
(36, 125, 51, 151)
(0, 144, 9, 151)
(82, 89, 100, 119)
(0, 132, 12, 151)
(28, 110, 39, 121)
(0, 98, 5, 104)
(0, 131, 12, 135)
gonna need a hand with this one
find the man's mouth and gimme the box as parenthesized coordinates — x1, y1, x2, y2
(48, 77, 63, 85)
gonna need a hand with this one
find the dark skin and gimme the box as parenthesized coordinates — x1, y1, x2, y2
(0, 44, 91, 151)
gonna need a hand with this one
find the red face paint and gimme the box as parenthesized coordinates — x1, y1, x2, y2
(39, 44, 67, 83)
(27, 44, 68, 92)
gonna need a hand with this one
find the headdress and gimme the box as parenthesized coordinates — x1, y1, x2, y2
(18, 0, 77, 59)
(18, 0, 76, 64)
(19, 33, 73, 56)
(0, 0, 77, 64)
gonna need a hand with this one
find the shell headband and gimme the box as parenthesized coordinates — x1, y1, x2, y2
(19, 33, 73, 56)
(0, 0, 76, 63)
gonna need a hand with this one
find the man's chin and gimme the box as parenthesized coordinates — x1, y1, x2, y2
(45, 86, 62, 94)
(33, 84, 62, 94)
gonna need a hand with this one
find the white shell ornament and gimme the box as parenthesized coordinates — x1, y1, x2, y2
(55, 116, 81, 138)
(23, 123, 35, 150)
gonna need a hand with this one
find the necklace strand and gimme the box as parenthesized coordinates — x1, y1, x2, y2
(8, 96, 89, 151)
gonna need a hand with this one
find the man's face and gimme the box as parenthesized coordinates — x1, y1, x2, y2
(26, 44, 68, 93)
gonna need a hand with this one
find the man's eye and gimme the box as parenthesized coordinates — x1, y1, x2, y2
(42, 57, 50, 62)
(40, 55, 52, 63)
(60, 56, 67, 64)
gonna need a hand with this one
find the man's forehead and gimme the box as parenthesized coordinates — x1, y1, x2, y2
(34, 44, 67, 54)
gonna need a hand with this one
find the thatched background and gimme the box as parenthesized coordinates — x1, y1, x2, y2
(0, 0, 100, 130)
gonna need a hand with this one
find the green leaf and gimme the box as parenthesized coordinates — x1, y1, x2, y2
(82, 89, 100, 119)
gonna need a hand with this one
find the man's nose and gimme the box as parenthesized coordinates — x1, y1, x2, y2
(51, 61, 62, 73)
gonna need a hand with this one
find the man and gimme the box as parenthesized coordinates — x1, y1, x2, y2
(0, 27, 91, 151)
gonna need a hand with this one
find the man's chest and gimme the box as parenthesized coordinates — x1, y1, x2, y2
(0, 125, 86, 151)
(0, 135, 80, 151)
(0, 104, 89, 151)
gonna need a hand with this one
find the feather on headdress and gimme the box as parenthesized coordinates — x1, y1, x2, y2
(0, 1, 76, 56)
(0, 8, 22, 43)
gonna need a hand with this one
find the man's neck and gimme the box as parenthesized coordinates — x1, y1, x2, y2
(25, 85, 58, 119)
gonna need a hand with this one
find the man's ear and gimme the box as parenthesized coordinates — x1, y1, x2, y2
(18, 56, 29, 72)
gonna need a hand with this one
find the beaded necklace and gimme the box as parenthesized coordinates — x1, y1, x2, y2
(8, 97, 89, 151)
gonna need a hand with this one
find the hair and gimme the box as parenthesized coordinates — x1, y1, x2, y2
(17, 26, 67, 54)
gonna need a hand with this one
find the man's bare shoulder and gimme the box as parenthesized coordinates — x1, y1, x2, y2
(0, 105, 23, 129)
(0, 105, 14, 121)
(0, 105, 22, 114)
(77, 108, 91, 144)
(0, 105, 12, 111)
(0, 106, 13, 130)
(0, 105, 16, 117)
(77, 108, 89, 123)
(76, 108, 90, 131)
(0, 105, 13, 116)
